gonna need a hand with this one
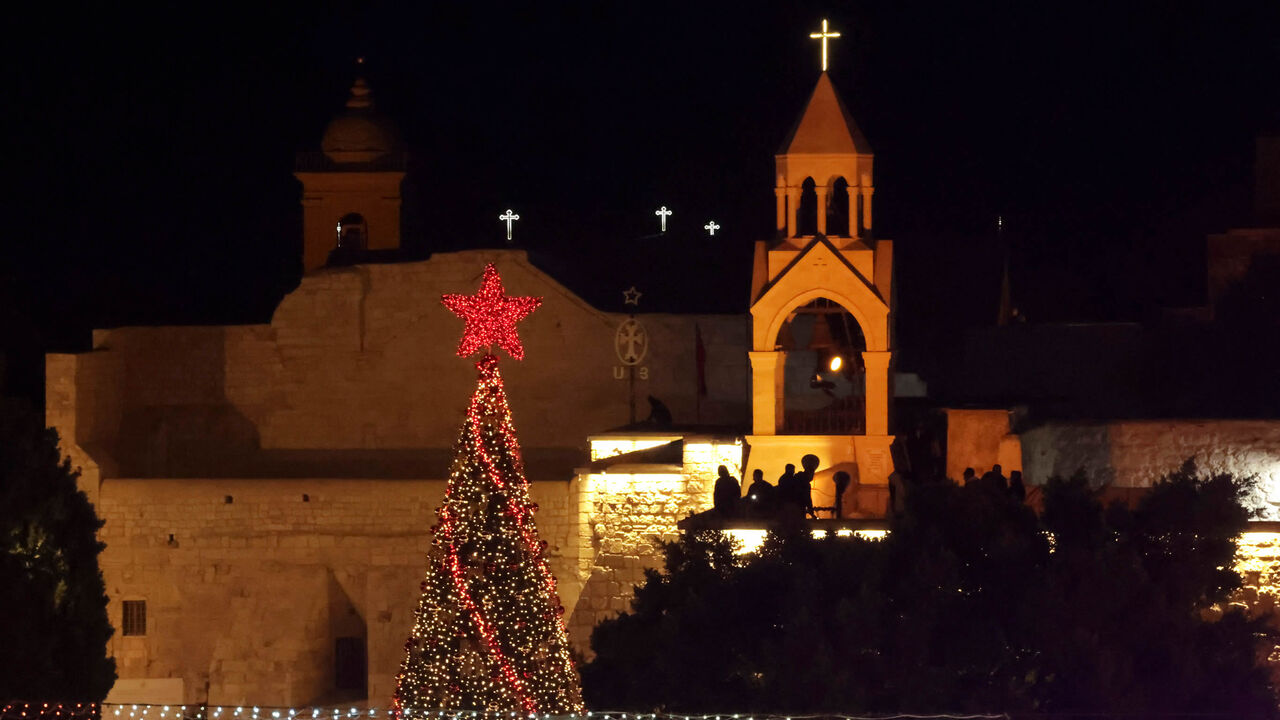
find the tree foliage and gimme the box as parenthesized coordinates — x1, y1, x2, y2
(582, 464, 1277, 717)
(0, 404, 115, 701)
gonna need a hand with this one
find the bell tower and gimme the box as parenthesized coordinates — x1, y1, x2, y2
(295, 70, 406, 272)
(747, 70, 896, 506)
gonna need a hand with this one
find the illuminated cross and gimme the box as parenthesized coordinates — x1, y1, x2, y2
(655, 206, 672, 233)
(809, 18, 841, 72)
(704, 221, 720, 236)
(499, 209, 520, 242)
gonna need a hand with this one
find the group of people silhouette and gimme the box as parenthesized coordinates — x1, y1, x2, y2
(714, 454, 850, 520)
(961, 463, 1027, 501)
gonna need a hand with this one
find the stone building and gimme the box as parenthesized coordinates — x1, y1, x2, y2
(48, 68, 906, 705)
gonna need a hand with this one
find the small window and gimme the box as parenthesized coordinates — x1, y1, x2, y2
(122, 600, 147, 636)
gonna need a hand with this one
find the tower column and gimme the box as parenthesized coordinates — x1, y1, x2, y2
(774, 187, 787, 233)
(861, 350, 891, 436)
(848, 191, 858, 239)
(749, 351, 785, 435)
(815, 186, 829, 235)
(786, 187, 801, 238)
(860, 186, 874, 235)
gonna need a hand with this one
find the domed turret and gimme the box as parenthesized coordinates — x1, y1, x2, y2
(321, 76, 402, 164)
(295, 65, 407, 272)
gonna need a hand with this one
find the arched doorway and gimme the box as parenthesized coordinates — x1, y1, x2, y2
(776, 298, 867, 434)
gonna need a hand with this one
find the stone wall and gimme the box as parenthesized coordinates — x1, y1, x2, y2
(67, 251, 747, 481)
(944, 408, 1022, 482)
(95, 476, 580, 705)
(1019, 419, 1280, 519)
(566, 439, 742, 654)
(1233, 531, 1280, 689)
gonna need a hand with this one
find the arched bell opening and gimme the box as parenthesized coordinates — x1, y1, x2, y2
(828, 177, 851, 237)
(336, 212, 368, 251)
(797, 177, 818, 237)
(775, 297, 867, 435)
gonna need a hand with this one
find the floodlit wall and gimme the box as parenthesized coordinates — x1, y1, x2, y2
(1019, 420, 1280, 520)
(46, 250, 750, 705)
(94, 477, 580, 705)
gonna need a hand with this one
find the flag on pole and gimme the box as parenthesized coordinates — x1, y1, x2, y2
(695, 323, 708, 397)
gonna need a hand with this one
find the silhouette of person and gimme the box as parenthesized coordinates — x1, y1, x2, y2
(745, 469, 776, 517)
(645, 395, 673, 428)
(889, 470, 909, 516)
(833, 470, 852, 519)
(795, 454, 820, 519)
(962, 467, 977, 487)
(1009, 470, 1026, 502)
(712, 465, 741, 517)
(981, 464, 1008, 493)
(777, 464, 799, 519)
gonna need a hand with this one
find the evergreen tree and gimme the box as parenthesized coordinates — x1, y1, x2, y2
(394, 263, 580, 713)
(583, 467, 1278, 716)
(0, 403, 115, 700)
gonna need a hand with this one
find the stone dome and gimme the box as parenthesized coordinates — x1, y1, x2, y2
(320, 77, 402, 163)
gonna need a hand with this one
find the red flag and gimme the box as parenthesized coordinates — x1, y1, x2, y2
(695, 323, 708, 396)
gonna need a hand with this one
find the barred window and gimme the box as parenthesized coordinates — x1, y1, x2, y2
(122, 600, 146, 636)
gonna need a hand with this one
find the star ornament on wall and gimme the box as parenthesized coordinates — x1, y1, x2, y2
(442, 263, 542, 360)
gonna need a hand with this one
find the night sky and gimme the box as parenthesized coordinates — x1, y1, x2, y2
(6, 1, 1278, 394)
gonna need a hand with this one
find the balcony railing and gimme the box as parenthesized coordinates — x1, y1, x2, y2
(783, 395, 865, 435)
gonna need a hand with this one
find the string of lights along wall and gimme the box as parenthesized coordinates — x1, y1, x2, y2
(393, 263, 584, 715)
(0, 705, 1007, 720)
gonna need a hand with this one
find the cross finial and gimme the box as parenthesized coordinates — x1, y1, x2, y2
(499, 209, 520, 242)
(809, 18, 841, 72)
(655, 206, 672, 233)
(704, 221, 720, 236)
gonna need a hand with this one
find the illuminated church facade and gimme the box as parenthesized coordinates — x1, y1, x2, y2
(44, 62, 1279, 706)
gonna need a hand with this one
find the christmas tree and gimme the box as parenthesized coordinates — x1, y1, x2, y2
(393, 264, 583, 715)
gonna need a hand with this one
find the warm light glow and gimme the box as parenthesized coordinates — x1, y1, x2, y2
(808, 18, 841, 72)
(589, 437, 679, 461)
(498, 209, 520, 241)
(726, 529, 768, 555)
(828, 355, 843, 372)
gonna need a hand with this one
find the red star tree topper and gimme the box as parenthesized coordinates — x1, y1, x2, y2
(441, 263, 542, 360)
(393, 264, 581, 714)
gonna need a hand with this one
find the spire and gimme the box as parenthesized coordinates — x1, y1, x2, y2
(779, 73, 871, 155)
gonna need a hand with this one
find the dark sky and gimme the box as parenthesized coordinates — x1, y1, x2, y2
(6, 1, 1279, 388)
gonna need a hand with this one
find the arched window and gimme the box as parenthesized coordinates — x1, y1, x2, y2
(829, 177, 851, 237)
(797, 178, 818, 236)
(336, 213, 368, 251)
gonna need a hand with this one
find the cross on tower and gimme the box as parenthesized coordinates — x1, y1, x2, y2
(499, 209, 520, 242)
(704, 221, 720, 236)
(809, 18, 841, 72)
(655, 206, 672, 233)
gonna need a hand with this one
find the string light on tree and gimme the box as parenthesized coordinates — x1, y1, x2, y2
(704, 221, 720, 236)
(809, 18, 841, 72)
(655, 206, 672, 233)
(394, 263, 582, 715)
(499, 209, 520, 242)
